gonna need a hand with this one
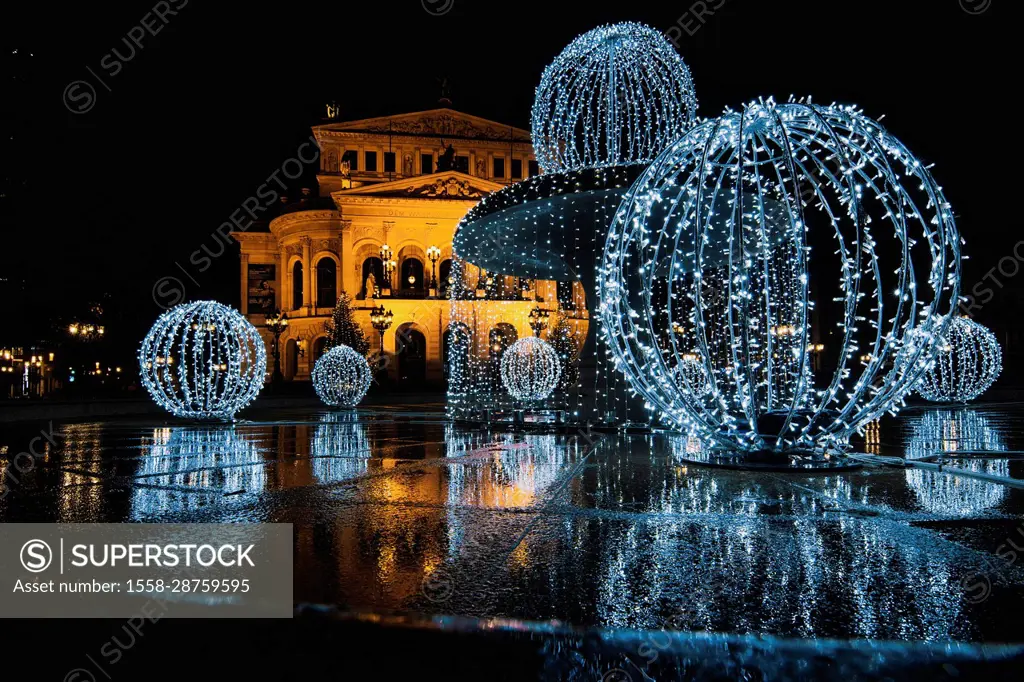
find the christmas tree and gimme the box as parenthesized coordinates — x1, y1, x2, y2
(548, 314, 580, 391)
(324, 292, 370, 356)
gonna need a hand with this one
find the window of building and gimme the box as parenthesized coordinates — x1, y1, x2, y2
(421, 153, 433, 174)
(557, 280, 574, 310)
(365, 151, 378, 172)
(342, 150, 358, 171)
(316, 257, 337, 308)
(493, 158, 505, 179)
(454, 156, 470, 174)
(528, 159, 539, 177)
(383, 152, 396, 173)
(511, 159, 522, 179)
(292, 261, 304, 310)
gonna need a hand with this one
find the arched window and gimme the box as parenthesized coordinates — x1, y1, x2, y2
(443, 323, 471, 384)
(401, 258, 425, 292)
(292, 261, 304, 310)
(285, 339, 298, 380)
(316, 258, 337, 308)
(361, 257, 384, 299)
(313, 337, 328, 361)
(439, 259, 453, 297)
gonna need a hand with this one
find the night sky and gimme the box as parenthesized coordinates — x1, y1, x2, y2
(2, 0, 1015, 360)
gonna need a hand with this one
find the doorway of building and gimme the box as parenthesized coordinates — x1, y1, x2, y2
(396, 326, 427, 385)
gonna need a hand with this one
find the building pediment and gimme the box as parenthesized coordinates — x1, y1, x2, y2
(314, 108, 530, 143)
(332, 172, 504, 202)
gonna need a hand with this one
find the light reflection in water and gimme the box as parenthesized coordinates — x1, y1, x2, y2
(130, 426, 269, 519)
(905, 409, 1008, 460)
(311, 412, 371, 484)
(904, 410, 1009, 515)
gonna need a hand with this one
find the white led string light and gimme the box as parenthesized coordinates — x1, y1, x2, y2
(450, 22, 697, 425)
(599, 98, 961, 453)
(917, 316, 1001, 403)
(138, 301, 266, 420)
(312, 344, 372, 408)
(501, 336, 562, 402)
(532, 22, 697, 173)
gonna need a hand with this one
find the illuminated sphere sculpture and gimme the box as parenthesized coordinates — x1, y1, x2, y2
(531, 22, 698, 173)
(501, 337, 562, 402)
(312, 344, 372, 408)
(600, 99, 961, 452)
(139, 301, 266, 420)
(917, 317, 1001, 403)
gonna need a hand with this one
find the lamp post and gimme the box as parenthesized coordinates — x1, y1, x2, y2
(528, 307, 551, 337)
(379, 244, 394, 296)
(265, 309, 288, 387)
(426, 245, 441, 298)
(370, 305, 394, 382)
(370, 305, 394, 352)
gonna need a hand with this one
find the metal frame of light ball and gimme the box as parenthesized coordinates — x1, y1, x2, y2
(500, 336, 562, 402)
(138, 300, 266, 421)
(917, 316, 1001, 403)
(531, 21, 698, 174)
(599, 99, 961, 453)
(312, 344, 372, 408)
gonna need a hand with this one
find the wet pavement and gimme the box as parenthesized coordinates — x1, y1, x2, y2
(2, 401, 1024, 677)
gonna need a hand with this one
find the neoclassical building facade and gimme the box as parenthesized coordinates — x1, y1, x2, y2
(232, 107, 555, 384)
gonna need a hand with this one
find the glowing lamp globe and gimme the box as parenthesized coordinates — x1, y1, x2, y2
(531, 22, 698, 173)
(917, 317, 1001, 403)
(312, 345, 372, 408)
(501, 337, 562, 402)
(139, 301, 266, 420)
(599, 99, 961, 453)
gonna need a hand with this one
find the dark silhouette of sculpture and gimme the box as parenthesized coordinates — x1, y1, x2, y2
(436, 140, 456, 172)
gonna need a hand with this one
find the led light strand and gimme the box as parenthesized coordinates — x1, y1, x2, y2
(312, 344, 372, 408)
(138, 301, 266, 420)
(599, 98, 961, 452)
(917, 317, 1001, 403)
(532, 22, 697, 174)
(501, 336, 562, 402)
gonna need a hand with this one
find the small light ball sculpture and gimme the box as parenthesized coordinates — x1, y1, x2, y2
(531, 22, 698, 174)
(139, 301, 266, 421)
(501, 337, 562, 402)
(917, 317, 1001, 403)
(599, 98, 961, 453)
(312, 344, 372, 408)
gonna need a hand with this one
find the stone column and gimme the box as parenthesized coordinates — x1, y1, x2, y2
(276, 245, 286, 311)
(239, 253, 250, 315)
(301, 237, 313, 309)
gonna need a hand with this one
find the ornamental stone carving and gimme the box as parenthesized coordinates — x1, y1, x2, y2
(407, 176, 483, 198)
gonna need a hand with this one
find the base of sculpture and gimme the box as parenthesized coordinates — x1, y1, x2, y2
(674, 447, 861, 473)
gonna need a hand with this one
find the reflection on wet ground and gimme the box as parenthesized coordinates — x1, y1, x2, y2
(2, 403, 1024, 650)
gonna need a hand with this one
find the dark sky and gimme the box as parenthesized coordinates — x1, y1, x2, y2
(1, 0, 1015, 353)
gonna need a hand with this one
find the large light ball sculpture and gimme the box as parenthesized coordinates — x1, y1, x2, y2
(917, 317, 1001, 403)
(599, 99, 961, 453)
(312, 344, 372, 408)
(139, 301, 266, 420)
(501, 337, 562, 402)
(531, 22, 698, 174)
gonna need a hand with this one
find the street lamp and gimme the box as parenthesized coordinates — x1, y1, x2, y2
(426, 245, 441, 298)
(265, 309, 288, 386)
(370, 305, 394, 348)
(528, 306, 551, 337)
(370, 305, 394, 381)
